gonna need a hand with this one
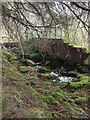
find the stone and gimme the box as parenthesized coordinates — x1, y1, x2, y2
(37, 39, 89, 64)
(38, 67, 50, 73)
(26, 59, 35, 66)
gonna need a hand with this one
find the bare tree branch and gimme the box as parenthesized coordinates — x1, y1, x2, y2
(72, 2, 90, 12)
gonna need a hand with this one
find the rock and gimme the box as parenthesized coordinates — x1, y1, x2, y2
(52, 81, 60, 86)
(82, 67, 88, 73)
(77, 65, 89, 73)
(84, 55, 90, 65)
(35, 62, 42, 66)
(51, 72, 58, 77)
(26, 59, 35, 66)
(29, 53, 41, 62)
(59, 66, 67, 73)
(37, 39, 89, 64)
(72, 77, 78, 82)
(38, 67, 50, 73)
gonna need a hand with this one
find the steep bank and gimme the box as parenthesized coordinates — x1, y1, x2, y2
(2, 48, 90, 119)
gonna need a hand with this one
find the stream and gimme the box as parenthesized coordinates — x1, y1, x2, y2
(36, 63, 78, 85)
(50, 71, 78, 85)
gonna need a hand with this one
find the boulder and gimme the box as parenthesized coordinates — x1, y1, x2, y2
(37, 39, 89, 64)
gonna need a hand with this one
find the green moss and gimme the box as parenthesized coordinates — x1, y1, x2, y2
(11, 60, 20, 65)
(43, 73, 51, 79)
(30, 75, 38, 81)
(67, 98, 75, 103)
(68, 44, 90, 54)
(59, 82, 67, 88)
(70, 92, 79, 99)
(30, 81, 37, 86)
(2, 99, 7, 110)
(3, 51, 18, 63)
(75, 97, 88, 105)
(44, 82, 52, 89)
(51, 100, 60, 107)
(44, 90, 50, 94)
(64, 102, 84, 116)
(2, 51, 51, 115)
(29, 53, 41, 61)
(3, 52, 12, 61)
(3, 55, 24, 81)
(51, 85, 60, 91)
(44, 81, 51, 86)
(43, 95, 60, 107)
(67, 81, 75, 89)
(51, 92, 65, 100)
(38, 67, 50, 73)
(44, 95, 55, 103)
(3, 66, 23, 81)
(44, 73, 51, 77)
(19, 66, 28, 73)
(79, 74, 90, 81)
(67, 77, 90, 89)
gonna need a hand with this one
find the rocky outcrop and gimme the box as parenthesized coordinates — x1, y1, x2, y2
(37, 39, 89, 64)
(2, 38, 89, 64)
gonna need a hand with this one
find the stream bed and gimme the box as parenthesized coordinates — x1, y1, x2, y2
(50, 72, 78, 85)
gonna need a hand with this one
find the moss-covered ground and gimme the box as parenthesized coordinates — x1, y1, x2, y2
(2, 49, 90, 119)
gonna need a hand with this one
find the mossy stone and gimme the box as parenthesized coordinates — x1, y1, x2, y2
(68, 44, 90, 54)
(51, 100, 60, 107)
(30, 75, 38, 81)
(75, 97, 88, 105)
(44, 81, 52, 86)
(19, 66, 28, 73)
(44, 95, 55, 103)
(44, 90, 50, 94)
(51, 92, 65, 100)
(67, 78, 90, 89)
(29, 52, 42, 62)
(38, 67, 50, 73)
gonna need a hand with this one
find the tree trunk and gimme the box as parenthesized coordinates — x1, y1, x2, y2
(88, 1, 90, 64)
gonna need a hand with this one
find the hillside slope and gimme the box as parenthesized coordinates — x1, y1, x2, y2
(2, 48, 90, 119)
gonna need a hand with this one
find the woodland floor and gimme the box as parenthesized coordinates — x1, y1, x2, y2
(2, 48, 90, 119)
